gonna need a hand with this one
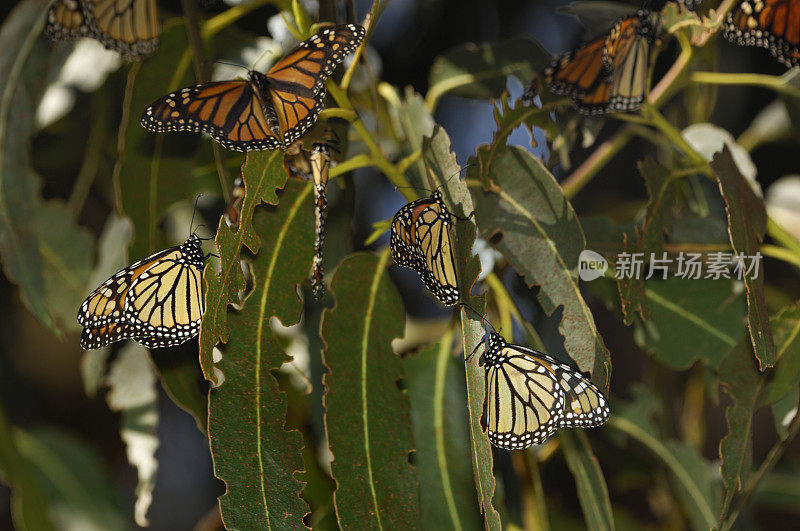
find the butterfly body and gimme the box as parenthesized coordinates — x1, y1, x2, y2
(141, 24, 366, 152)
(390, 191, 460, 306)
(724, 0, 800, 67)
(78, 234, 206, 350)
(45, 0, 160, 59)
(477, 331, 610, 450)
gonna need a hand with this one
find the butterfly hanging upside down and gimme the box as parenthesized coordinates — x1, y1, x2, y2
(77, 234, 209, 350)
(470, 328, 610, 450)
(724, 0, 800, 68)
(390, 190, 468, 306)
(140, 23, 366, 152)
(45, 0, 160, 59)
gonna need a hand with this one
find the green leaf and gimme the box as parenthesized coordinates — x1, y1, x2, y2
(663, 441, 720, 531)
(616, 159, 677, 324)
(14, 427, 128, 531)
(473, 146, 611, 386)
(558, 1, 637, 38)
(759, 303, 800, 407)
(384, 86, 434, 188)
(208, 182, 314, 529)
(474, 93, 554, 184)
(718, 339, 761, 508)
(711, 146, 775, 369)
(151, 347, 208, 433)
(200, 150, 287, 383)
(114, 23, 197, 260)
(638, 278, 746, 370)
(560, 430, 614, 531)
(427, 36, 549, 109)
(0, 0, 92, 334)
(0, 403, 54, 531)
(35, 202, 94, 330)
(608, 386, 718, 529)
(404, 333, 482, 530)
(209, 181, 313, 529)
(104, 343, 159, 527)
(321, 251, 420, 529)
(424, 126, 502, 529)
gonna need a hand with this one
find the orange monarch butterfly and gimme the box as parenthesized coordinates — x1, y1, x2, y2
(390, 191, 464, 306)
(45, 0, 160, 59)
(78, 234, 208, 350)
(543, 10, 657, 114)
(724, 0, 800, 67)
(141, 23, 366, 152)
(467, 326, 610, 450)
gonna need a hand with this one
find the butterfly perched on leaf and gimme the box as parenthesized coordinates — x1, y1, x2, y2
(390, 190, 462, 306)
(45, 0, 160, 59)
(544, 10, 658, 114)
(141, 23, 366, 152)
(78, 234, 208, 350)
(470, 329, 610, 450)
(724, 0, 800, 68)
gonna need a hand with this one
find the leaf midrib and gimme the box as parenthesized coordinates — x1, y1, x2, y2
(252, 183, 310, 529)
(360, 250, 391, 531)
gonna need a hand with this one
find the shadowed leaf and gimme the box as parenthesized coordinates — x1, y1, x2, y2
(639, 278, 746, 370)
(424, 126, 502, 529)
(405, 333, 482, 530)
(15, 427, 128, 530)
(617, 158, 677, 324)
(321, 251, 419, 529)
(427, 36, 548, 108)
(718, 340, 761, 508)
(760, 303, 800, 407)
(560, 430, 614, 531)
(473, 146, 611, 387)
(114, 23, 197, 259)
(209, 181, 313, 529)
(711, 146, 775, 369)
(0, 0, 92, 334)
(200, 150, 286, 382)
(0, 403, 54, 531)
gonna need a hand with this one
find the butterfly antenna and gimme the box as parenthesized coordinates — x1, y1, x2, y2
(435, 163, 476, 191)
(457, 302, 497, 334)
(205, 59, 249, 73)
(190, 194, 203, 238)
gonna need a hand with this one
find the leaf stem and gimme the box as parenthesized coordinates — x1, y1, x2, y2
(690, 71, 800, 100)
(68, 91, 108, 219)
(718, 407, 800, 531)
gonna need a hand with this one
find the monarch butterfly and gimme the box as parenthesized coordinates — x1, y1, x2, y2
(141, 23, 366, 152)
(78, 234, 208, 350)
(390, 191, 461, 306)
(723, 0, 800, 68)
(469, 328, 610, 450)
(45, 0, 160, 59)
(544, 11, 657, 114)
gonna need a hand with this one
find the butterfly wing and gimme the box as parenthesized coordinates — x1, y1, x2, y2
(545, 35, 609, 99)
(555, 362, 611, 429)
(45, 0, 92, 42)
(87, 0, 159, 58)
(81, 322, 143, 350)
(604, 12, 654, 113)
(124, 254, 205, 340)
(390, 200, 423, 269)
(265, 23, 365, 146)
(724, 0, 800, 67)
(141, 80, 282, 152)
(414, 199, 459, 306)
(482, 338, 566, 450)
(77, 246, 176, 329)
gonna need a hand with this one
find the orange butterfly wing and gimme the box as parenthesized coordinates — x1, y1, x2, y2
(89, 0, 160, 58)
(545, 35, 608, 99)
(265, 23, 366, 146)
(45, 0, 91, 42)
(725, 0, 800, 67)
(141, 79, 282, 152)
